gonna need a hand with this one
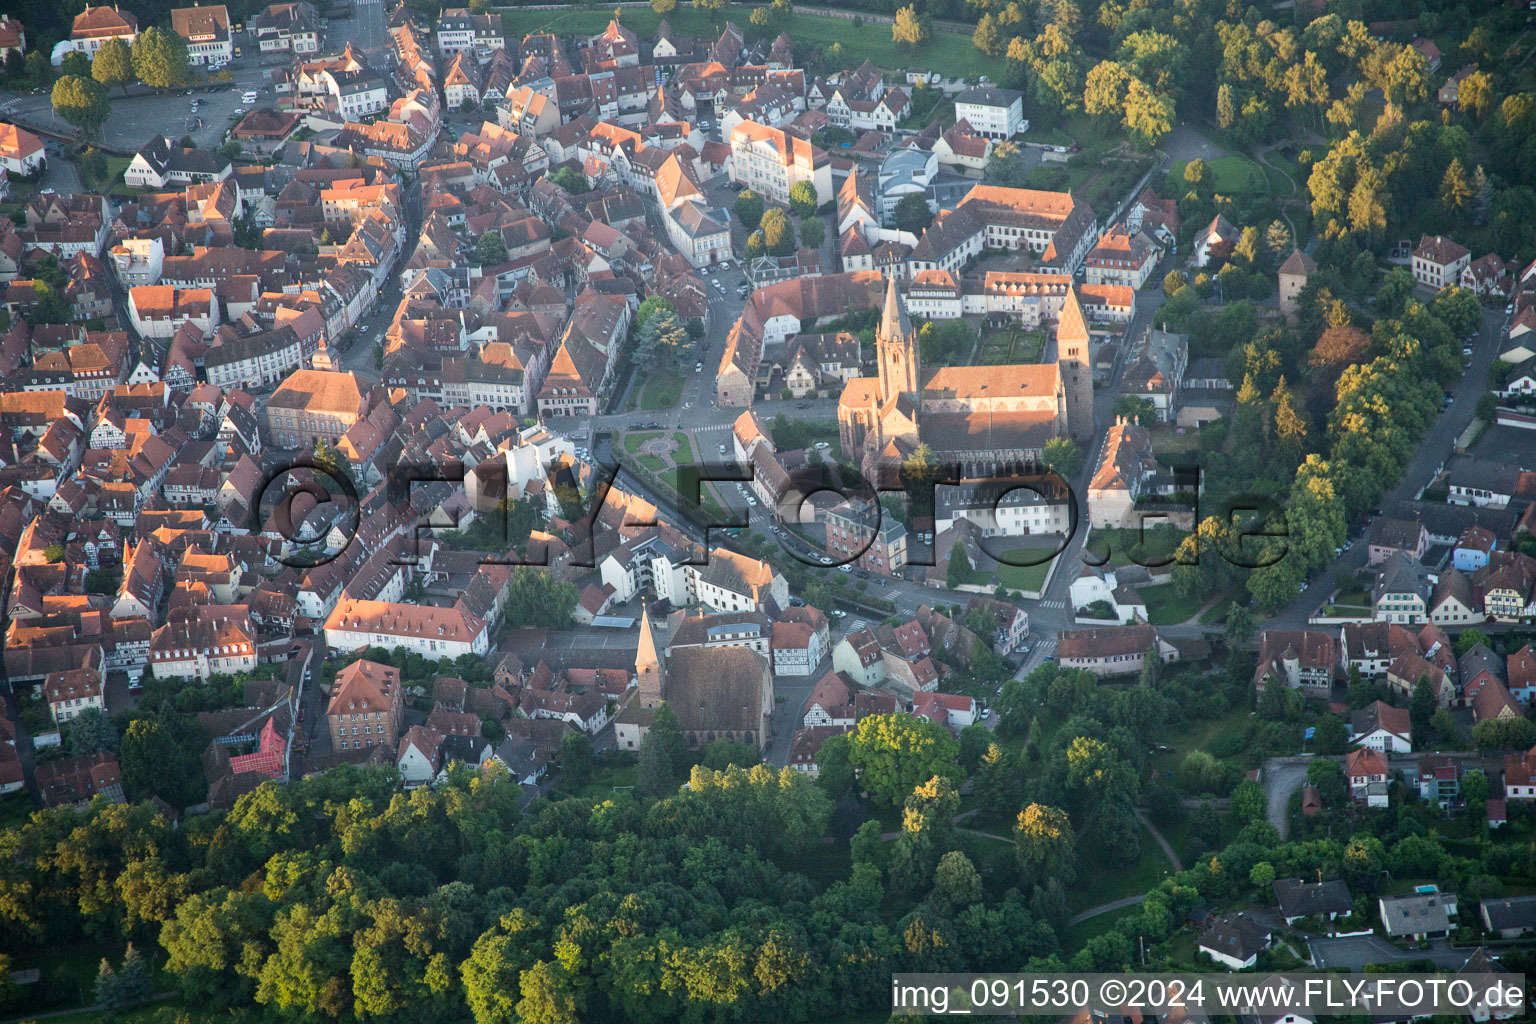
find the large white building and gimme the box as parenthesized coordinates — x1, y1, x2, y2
(170, 4, 233, 65)
(729, 120, 833, 207)
(324, 598, 490, 660)
(953, 85, 1026, 140)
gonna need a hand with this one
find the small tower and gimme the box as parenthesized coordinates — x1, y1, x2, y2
(1057, 286, 1093, 445)
(635, 602, 665, 708)
(876, 274, 919, 405)
(311, 335, 335, 372)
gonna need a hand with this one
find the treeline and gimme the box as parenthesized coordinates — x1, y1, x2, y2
(0, 745, 1068, 1024)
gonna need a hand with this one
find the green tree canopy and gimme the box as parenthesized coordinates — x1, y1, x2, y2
(846, 713, 959, 805)
(132, 26, 191, 90)
(51, 75, 110, 136)
(92, 38, 134, 94)
(733, 189, 764, 230)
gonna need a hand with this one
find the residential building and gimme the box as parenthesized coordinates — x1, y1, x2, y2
(1253, 629, 1337, 698)
(1273, 878, 1352, 925)
(1350, 700, 1412, 753)
(824, 499, 907, 576)
(1057, 623, 1176, 677)
(327, 658, 406, 752)
(53, 4, 138, 64)
(1345, 747, 1389, 807)
(124, 137, 233, 190)
(127, 286, 218, 340)
(1413, 235, 1471, 290)
(1373, 550, 1430, 624)
(1198, 913, 1271, 970)
(251, 1, 320, 53)
(0, 123, 45, 177)
(1084, 226, 1157, 289)
(953, 85, 1025, 139)
(45, 665, 105, 724)
(729, 120, 833, 207)
(1379, 891, 1457, 940)
(1481, 896, 1536, 939)
(170, 4, 232, 65)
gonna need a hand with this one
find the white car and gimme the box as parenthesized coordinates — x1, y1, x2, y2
(838, 564, 852, 573)
(696, 361, 704, 372)
(818, 556, 833, 565)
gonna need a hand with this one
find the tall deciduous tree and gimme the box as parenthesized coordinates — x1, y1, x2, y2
(733, 189, 763, 230)
(132, 26, 192, 90)
(846, 713, 959, 805)
(1014, 803, 1075, 885)
(761, 207, 794, 256)
(973, 14, 1002, 56)
(892, 5, 928, 48)
(51, 75, 110, 136)
(92, 38, 134, 94)
(788, 180, 818, 219)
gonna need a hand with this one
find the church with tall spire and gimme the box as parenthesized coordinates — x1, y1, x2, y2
(837, 276, 1093, 478)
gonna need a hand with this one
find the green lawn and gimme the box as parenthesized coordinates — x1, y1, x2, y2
(640, 371, 684, 411)
(622, 430, 662, 455)
(499, 8, 1009, 82)
(977, 329, 1046, 366)
(1168, 154, 1266, 194)
(637, 453, 667, 473)
(1067, 818, 1175, 912)
(995, 546, 1059, 594)
(1144, 586, 1214, 626)
(1064, 905, 1141, 952)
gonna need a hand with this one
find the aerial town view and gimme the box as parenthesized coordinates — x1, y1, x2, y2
(0, 0, 1534, 1017)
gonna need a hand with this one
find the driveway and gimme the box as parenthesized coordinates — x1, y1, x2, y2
(1308, 934, 1472, 971)
(1262, 756, 1314, 838)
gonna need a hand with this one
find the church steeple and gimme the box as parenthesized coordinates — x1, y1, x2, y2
(1057, 286, 1093, 445)
(635, 602, 665, 708)
(877, 275, 919, 404)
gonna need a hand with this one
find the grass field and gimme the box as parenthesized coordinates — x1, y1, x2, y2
(1144, 586, 1213, 626)
(622, 430, 661, 455)
(499, 8, 1010, 81)
(995, 546, 1058, 593)
(1168, 154, 1266, 194)
(640, 371, 684, 411)
(1068, 818, 1174, 912)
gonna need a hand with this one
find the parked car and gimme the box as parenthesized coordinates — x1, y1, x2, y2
(838, 564, 852, 573)
(818, 555, 833, 564)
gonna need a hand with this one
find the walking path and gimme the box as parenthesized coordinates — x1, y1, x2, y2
(1135, 807, 1183, 871)
(1067, 894, 1148, 927)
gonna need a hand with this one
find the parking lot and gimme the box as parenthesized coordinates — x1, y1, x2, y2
(0, 43, 280, 152)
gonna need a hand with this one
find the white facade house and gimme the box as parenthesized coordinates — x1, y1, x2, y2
(953, 85, 1026, 139)
(729, 120, 833, 207)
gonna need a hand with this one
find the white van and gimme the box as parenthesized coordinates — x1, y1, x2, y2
(242, 90, 258, 104)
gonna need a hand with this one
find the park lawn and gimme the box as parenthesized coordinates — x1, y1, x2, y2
(622, 430, 662, 455)
(498, 8, 1009, 82)
(640, 371, 684, 411)
(1168, 155, 1265, 194)
(637, 453, 667, 474)
(1064, 905, 1141, 953)
(995, 546, 1059, 593)
(556, 760, 638, 800)
(1067, 818, 1174, 912)
(1143, 586, 1213, 626)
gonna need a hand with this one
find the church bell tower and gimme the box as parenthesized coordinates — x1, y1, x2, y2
(877, 275, 919, 405)
(1057, 286, 1093, 445)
